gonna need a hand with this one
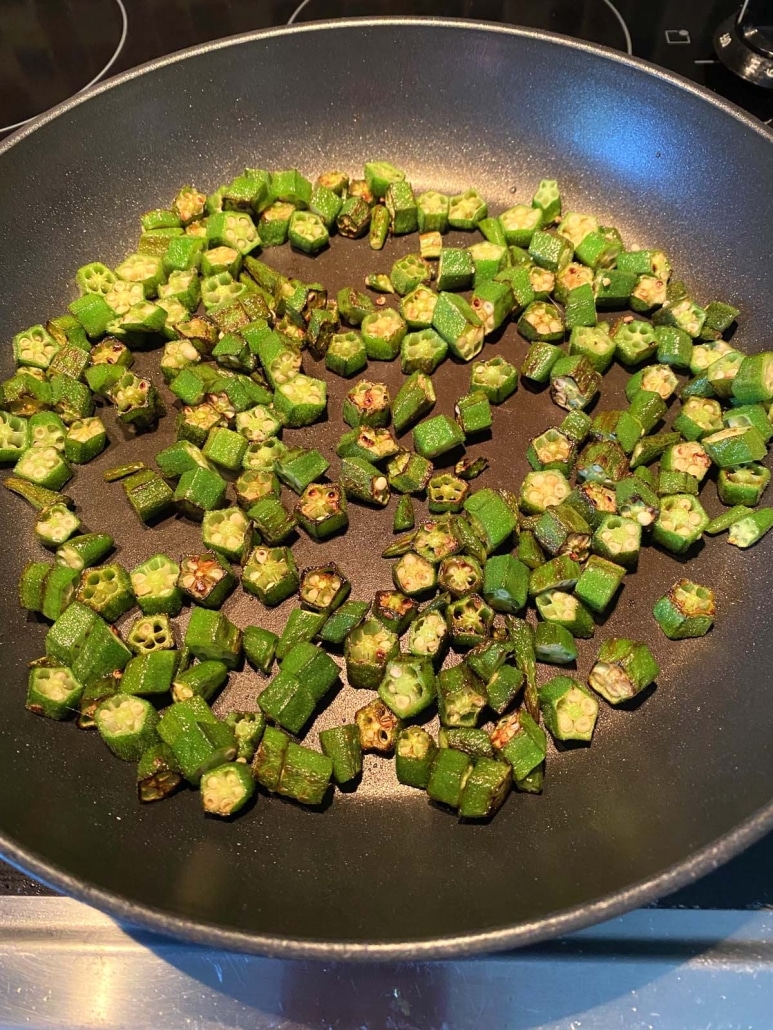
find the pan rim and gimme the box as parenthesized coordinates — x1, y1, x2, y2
(1, 17, 772, 960)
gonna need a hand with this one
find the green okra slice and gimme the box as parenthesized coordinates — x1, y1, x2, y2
(401, 286, 439, 331)
(76, 563, 134, 622)
(437, 663, 487, 728)
(534, 503, 592, 562)
(392, 551, 437, 596)
(243, 626, 278, 675)
(491, 710, 546, 779)
(247, 497, 297, 544)
(395, 726, 438, 789)
(273, 374, 327, 427)
(252, 724, 290, 792)
(539, 676, 599, 742)
(337, 426, 400, 465)
(340, 456, 390, 507)
(535, 590, 595, 639)
(653, 579, 716, 639)
(534, 621, 578, 664)
(345, 617, 399, 690)
(200, 763, 255, 817)
(368, 204, 389, 250)
(25, 663, 83, 721)
(224, 710, 266, 763)
(393, 494, 416, 532)
(436, 247, 474, 291)
(393, 370, 437, 434)
(723, 404, 773, 445)
(275, 609, 326, 661)
(258, 669, 317, 735)
(35, 503, 81, 548)
(673, 397, 724, 441)
(482, 662, 523, 715)
(121, 469, 175, 523)
(0, 412, 30, 464)
(361, 308, 407, 361)
(276, 742, 333, 806)
(275, 447, 330, 494)
(38, 566, 78, 621)
(319, 725, 363, 785)
(235, 468, 280, 509)
(378, 655, 437, 718)
(342, 380, 391, 429)
(458, 757, 512, 819)
(202, 507, 252, 564)
(242, 545, 299, 606)
(455, 392, 492, 435)
(427, 748, 473, 809)
(528, 554, 583, 596)
(178, 551, 236, 609)
(588, 637, 660, 705)
(463, 488, 518, 553)
(446, 593, 494, 648)
(592, 514, 642, 567)
(172, 660, 228, 703)
(355, 697, 403, 754)
(281, 642, 340, 702)
(702, 426, 767, 468)
(519, 470, 572, 514)
(158, 698, 236, 784)
(481, 554, 530, 614)
(126, 614, 175, 655)
(298, 563, 350, 613)
(448, 188, 487, 229)
(437, 554, 483, 598)
(526, 428, 576, 476)
(64, 417, 107, 465)
(464, 638, 512, 683)
(184, 607, 242, 669)
(455, 455, 489, 481)
(574, 555, 626, 614)
(653, 494, 709, 553)
(120, 650, 178, 697)
(137, 742, 183, 803)
(706, 505, 754, 535)
(727, 508, 773, 548)
(319, 599, 370, 646)
(295, 482, 349, 539)
(96, 694, 160, 761)
(432, 292, 484, 361)
(717, 464, 770, 506)
(325, 331, 367, 377)
(427, 473, 469, 515)
(470, 355, 518, 404)
(14, 446, 72, 491)
(406, 608, 449, 661)
(130, 554, 182, 617)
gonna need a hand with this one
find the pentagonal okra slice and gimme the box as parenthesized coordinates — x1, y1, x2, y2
(295, 482, 349, 539)
(178, 551, 237, 609)
(242, 546, 299, 606)
(539, 676, 599, 742)
(588, 638, 660, 705)
(299, 563, 351, 612)
(354, 697, 403, 754)
(344, 618, 399, 690)
(653, 579, 716, 639)
(378, 656, 437, 718)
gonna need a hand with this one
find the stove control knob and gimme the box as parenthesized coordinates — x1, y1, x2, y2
(715, 0, 773, 88)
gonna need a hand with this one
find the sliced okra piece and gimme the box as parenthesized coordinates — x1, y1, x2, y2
(727, 508, 773, 548)
(130, 554, 182, 617)
(319, 725, 362, 785)
(717, 464, 770, 506)
(464, 638, 512, 684)
(295, 481, 349, 539)
(395, 726, 437, 789)
(660, 441, 712, 482)
(653, 494, 709, 554)
(158, 698, 236, 784)
(35, 503, 80, 548)
(592, 514, 642, 567)
(703, 425, 767, 468)
(574, 555, 626, 614)
(491, 710, 546, 780)
(630, 431, 681, 469)
(432, 292, 485, 362)
(446, 593, 494, 648)
(401, 286, 439, 330)
(658, 468, 699, 497)
(173, 467, 226, 520)
(534, 621, 578, 664)
(516, 530, 545, 570)
(120, 651, 178, 698)
(275, 447, 330, 494)
(549, 355, 601, 411)
(588, 637, 659, 705)
(458, 757, 512, 819)
(246, 497, 297, 545)
(242, 545, 299, 606)
(535, 590, 595, 638)
(520, 473, 572, 517)
(393, 494, 415, 533)
(416, 190, 449, 233)
(155, 440, 211, 479)
(576, 439, 630, 484)
(126, 613, 175, 655)
(336, 196, 371, 239)
(652, 295, 706, 339)
(199, 763, 255, 817)
(354, 697, 403, 756)
(76, 563, 134, 622)
(455, 455, 489, 481)
(700, 299, 739, 341)
(427, 473, 469, 515)
(411, 517, 461, 563)
(469, 356, 518, 405)
(93, 693, 160, 761)
(299, 563, 350, 612)
(437, 554, 483, 598)
(437, 664, 486, 728)
(412, 415, 464, 460)
(520, 341, 562, 385)
(273, 374, 327, 427)
(27, 411, 66, 452)
(705, 350, 745, 398)
(463, 487, 518, 553)
(526, 429, 575, 477)
(436, 247, 474, 291)
(201, 426, 248, 472)
(386, 450, 433, 495)
(337, 426, 400, 465)
(258, 668, 318, 736)
(724, 403, 773, 445)
(469, 242, 508, 287)
(406, 609, 449, 662)
(568, 323, 616, 374)
(275, 741, 333, 806)
(40, 566, 80, 621)
(344, 617, 399, 689)
(337, 287, 375, 327)
(626, 364, 679, 403)
(280, 642, 339, 702)
(706, 505, 754, 535)
(340, 457, 390, 507)
(372, 589, 418, 635)
(0, 411, 30, 464)
(626, 390, 667, 436)
(427, 748, 473, 809)
(368, 204, 390, 250)
(343, 380, 391, 429)
(385, 179, 418, 235)
(136, 742, 183, 803)
(610, 317, 658, 365)
(535, 503, 592, 562)
(306, 307, 338, 359)
(184, 607, 242, 669)
(653, 579, 716, 639)
(401, 328, 447, 375)
(226, 711, 267, 764)
(479, 554, 528, 614)
(539, 676, 598, 742)
(1, 371, 51, 417)
(64, 417, 107, 465)
(448, 188, 487, 229)
(673, 397, 724, 441)
(378, 656, 436, 718)
(325, 330, 367, 377)
(319, 599, 370, 646)
(393, 372, 436, 435)
(455, 391, 492, 436)
(13, 324, 61, 370)
(243, 625, 278, 674)
(562, 409, 594, 444)
(14, 446, 72, 491)
(201, 507, 252, 563)
(172, 659, 228, 704)
(251, 724, 289, 792)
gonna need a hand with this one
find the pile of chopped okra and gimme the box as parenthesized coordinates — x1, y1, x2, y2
(7, 160, 773, 820)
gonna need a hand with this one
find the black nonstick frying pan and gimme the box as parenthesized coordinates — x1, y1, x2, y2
(0, 19, 772, 961)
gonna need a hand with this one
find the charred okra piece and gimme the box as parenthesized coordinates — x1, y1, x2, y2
(535, 503, 592, 561)
(427, 473, 469, 514)
(458, 757, 512, 819)
(242, 546, 298, 606)
(437, 554, 483, 598)
(295, 482, 349, 539)
(588, 638, 659, 705)
(653, 580, 715, 639)
(341, 457, 390, 507)
(137, 742, 183, 803)
(491, 710, 547, 780)
(446, 594, 494, 648)
(550, 355, 601, 411)
(355, 697, 403, 754)
(178, 551, 236, 609)
(343, 380, 391, 428)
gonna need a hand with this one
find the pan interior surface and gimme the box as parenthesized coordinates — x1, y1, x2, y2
(0, 21, 772, 958)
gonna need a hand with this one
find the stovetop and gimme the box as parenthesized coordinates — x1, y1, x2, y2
(0, 0, 771, 915)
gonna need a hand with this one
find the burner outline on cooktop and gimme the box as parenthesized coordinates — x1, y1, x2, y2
(287, 0, 633, 55)
(0, 0, 129, 135)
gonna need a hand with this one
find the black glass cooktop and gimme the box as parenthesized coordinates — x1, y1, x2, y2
(0, 1, 771, 907)
(0, 0, 771, 136)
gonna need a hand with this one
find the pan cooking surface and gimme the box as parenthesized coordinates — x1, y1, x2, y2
(0, 21, 771, 958)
